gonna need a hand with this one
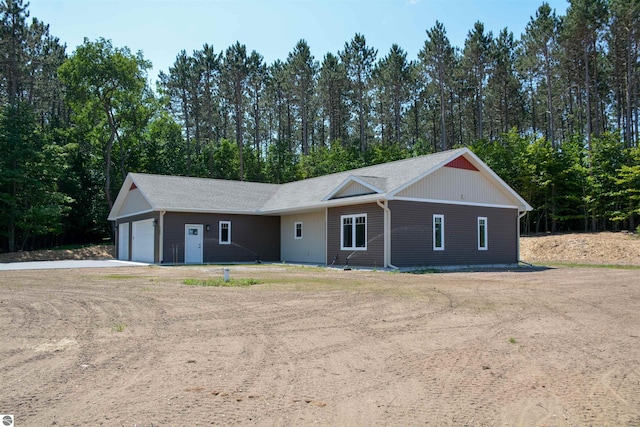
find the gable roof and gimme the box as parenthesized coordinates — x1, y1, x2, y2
(108, 148, 532, 220)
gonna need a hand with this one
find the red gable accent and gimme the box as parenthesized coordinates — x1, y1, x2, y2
(444, 156, 478, 171)
(129, 183, 137, 191)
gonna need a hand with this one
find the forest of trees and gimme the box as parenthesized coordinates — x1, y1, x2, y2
(1, 0, 639, 252)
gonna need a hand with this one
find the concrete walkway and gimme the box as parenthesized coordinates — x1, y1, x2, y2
(0, 260, 149, 271)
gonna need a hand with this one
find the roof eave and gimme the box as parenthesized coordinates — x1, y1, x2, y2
(264, 194, 387, 215)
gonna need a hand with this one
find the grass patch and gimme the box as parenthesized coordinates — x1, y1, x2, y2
(409, 268, 439, 274)
(103, 274, 139, 280)
(183, 278, 262, 287)
(112, 322, 126, 332)
(543, 262, 640, 270)
(508, 337, 517, 344)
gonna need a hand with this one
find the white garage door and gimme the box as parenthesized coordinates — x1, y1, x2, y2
(132, 219, 155, 263)
(118, 222, 129, 260)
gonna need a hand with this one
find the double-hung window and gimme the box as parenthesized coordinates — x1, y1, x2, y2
(294, 222, 303, 239)
(478, 217, 488, 250)
(341, 214, 367, 250)
(433, 214, 444, 251)
(219, 221, 231, 245)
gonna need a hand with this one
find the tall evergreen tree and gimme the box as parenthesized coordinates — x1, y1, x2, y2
(374, 44, 411, 145)
(286, 39, 317, 154)
(221, 42, 249, 180)
(318, 52, 348, 145)
(341, 33, 377, 152)
(461, 22, 493, 141)
(419, 21, 456, 151)
(608, 0, 640, 147)
(520, 2, 562, 146)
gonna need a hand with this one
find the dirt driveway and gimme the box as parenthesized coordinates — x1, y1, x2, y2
(1, 264, 639, 426)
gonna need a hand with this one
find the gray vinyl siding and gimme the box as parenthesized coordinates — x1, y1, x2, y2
(280, 211, 326, 264)
(327, 203, 384, 268)
(390, 200, 518, 267)
(115, 212, 160, 263)
(162, 212, 280, 264)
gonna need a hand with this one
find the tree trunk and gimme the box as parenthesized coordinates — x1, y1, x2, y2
(438, 75, 446, 151)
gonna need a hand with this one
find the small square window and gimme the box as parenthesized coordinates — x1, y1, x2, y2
(295, 222, 303, 239)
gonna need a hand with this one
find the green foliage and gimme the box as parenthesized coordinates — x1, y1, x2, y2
(611, 145, 640, 224)
(58, 37, 153, 212)
(0, 102, 72, 251)
(183, 277, 262, 287)
(298, 140, 363, 179)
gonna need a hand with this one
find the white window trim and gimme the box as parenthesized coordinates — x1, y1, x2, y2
(219, 221, 231, 245)
(340, 213, 367, 251)
(478, 217, 488, 250)
(433, 214, 444, 251)
(294, 222, 303, 240)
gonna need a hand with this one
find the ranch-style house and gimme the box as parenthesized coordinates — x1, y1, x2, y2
(108, 147, 532, 268)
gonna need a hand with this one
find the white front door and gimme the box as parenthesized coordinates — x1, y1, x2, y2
(118, 222, 129, 260)
(185, 224, 203, 264)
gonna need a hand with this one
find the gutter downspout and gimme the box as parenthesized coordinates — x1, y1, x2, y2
(159, 210, 166, 263)
(377, 199, 399, 270)
(517, 210, 527, 263)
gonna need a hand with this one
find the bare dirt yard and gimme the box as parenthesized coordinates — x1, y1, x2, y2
(1, 232, 639, 426)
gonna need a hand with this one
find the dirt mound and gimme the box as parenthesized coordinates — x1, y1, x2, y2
(520, 232, 640, 265)
(0, 244, 114, 263)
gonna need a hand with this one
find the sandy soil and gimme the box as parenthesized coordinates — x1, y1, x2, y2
(1, 263, 639, 426)
(0, 245, 114, 263)
(520, 232, 640, 266)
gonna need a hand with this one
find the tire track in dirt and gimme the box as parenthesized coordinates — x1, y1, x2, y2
(496, 277, 640, 426)
(0, 280, 169, 426)
(3, 266, 640, 426)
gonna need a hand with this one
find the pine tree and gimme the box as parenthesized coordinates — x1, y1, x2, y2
(341, 33, 377, 152)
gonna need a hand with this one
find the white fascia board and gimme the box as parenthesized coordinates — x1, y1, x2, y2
(109, 208, 156, 221)
(113, 196, 386, 220)
(107, 175, 133, 221)
(462, 149, 533, 212)
(322, 175, 383, 201)
(154, 208, 265, 216)
(390, 196, 519, 210)
(265, 194, 385, 215)
(107, 173, 157, 221)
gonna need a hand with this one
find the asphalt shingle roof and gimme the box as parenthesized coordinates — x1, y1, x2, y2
(127, 173, 280, 213)
(261, 148, 464, 211)
(111, 147, 530, 219)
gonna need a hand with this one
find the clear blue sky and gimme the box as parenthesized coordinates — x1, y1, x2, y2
(27, 0, 569, 84)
